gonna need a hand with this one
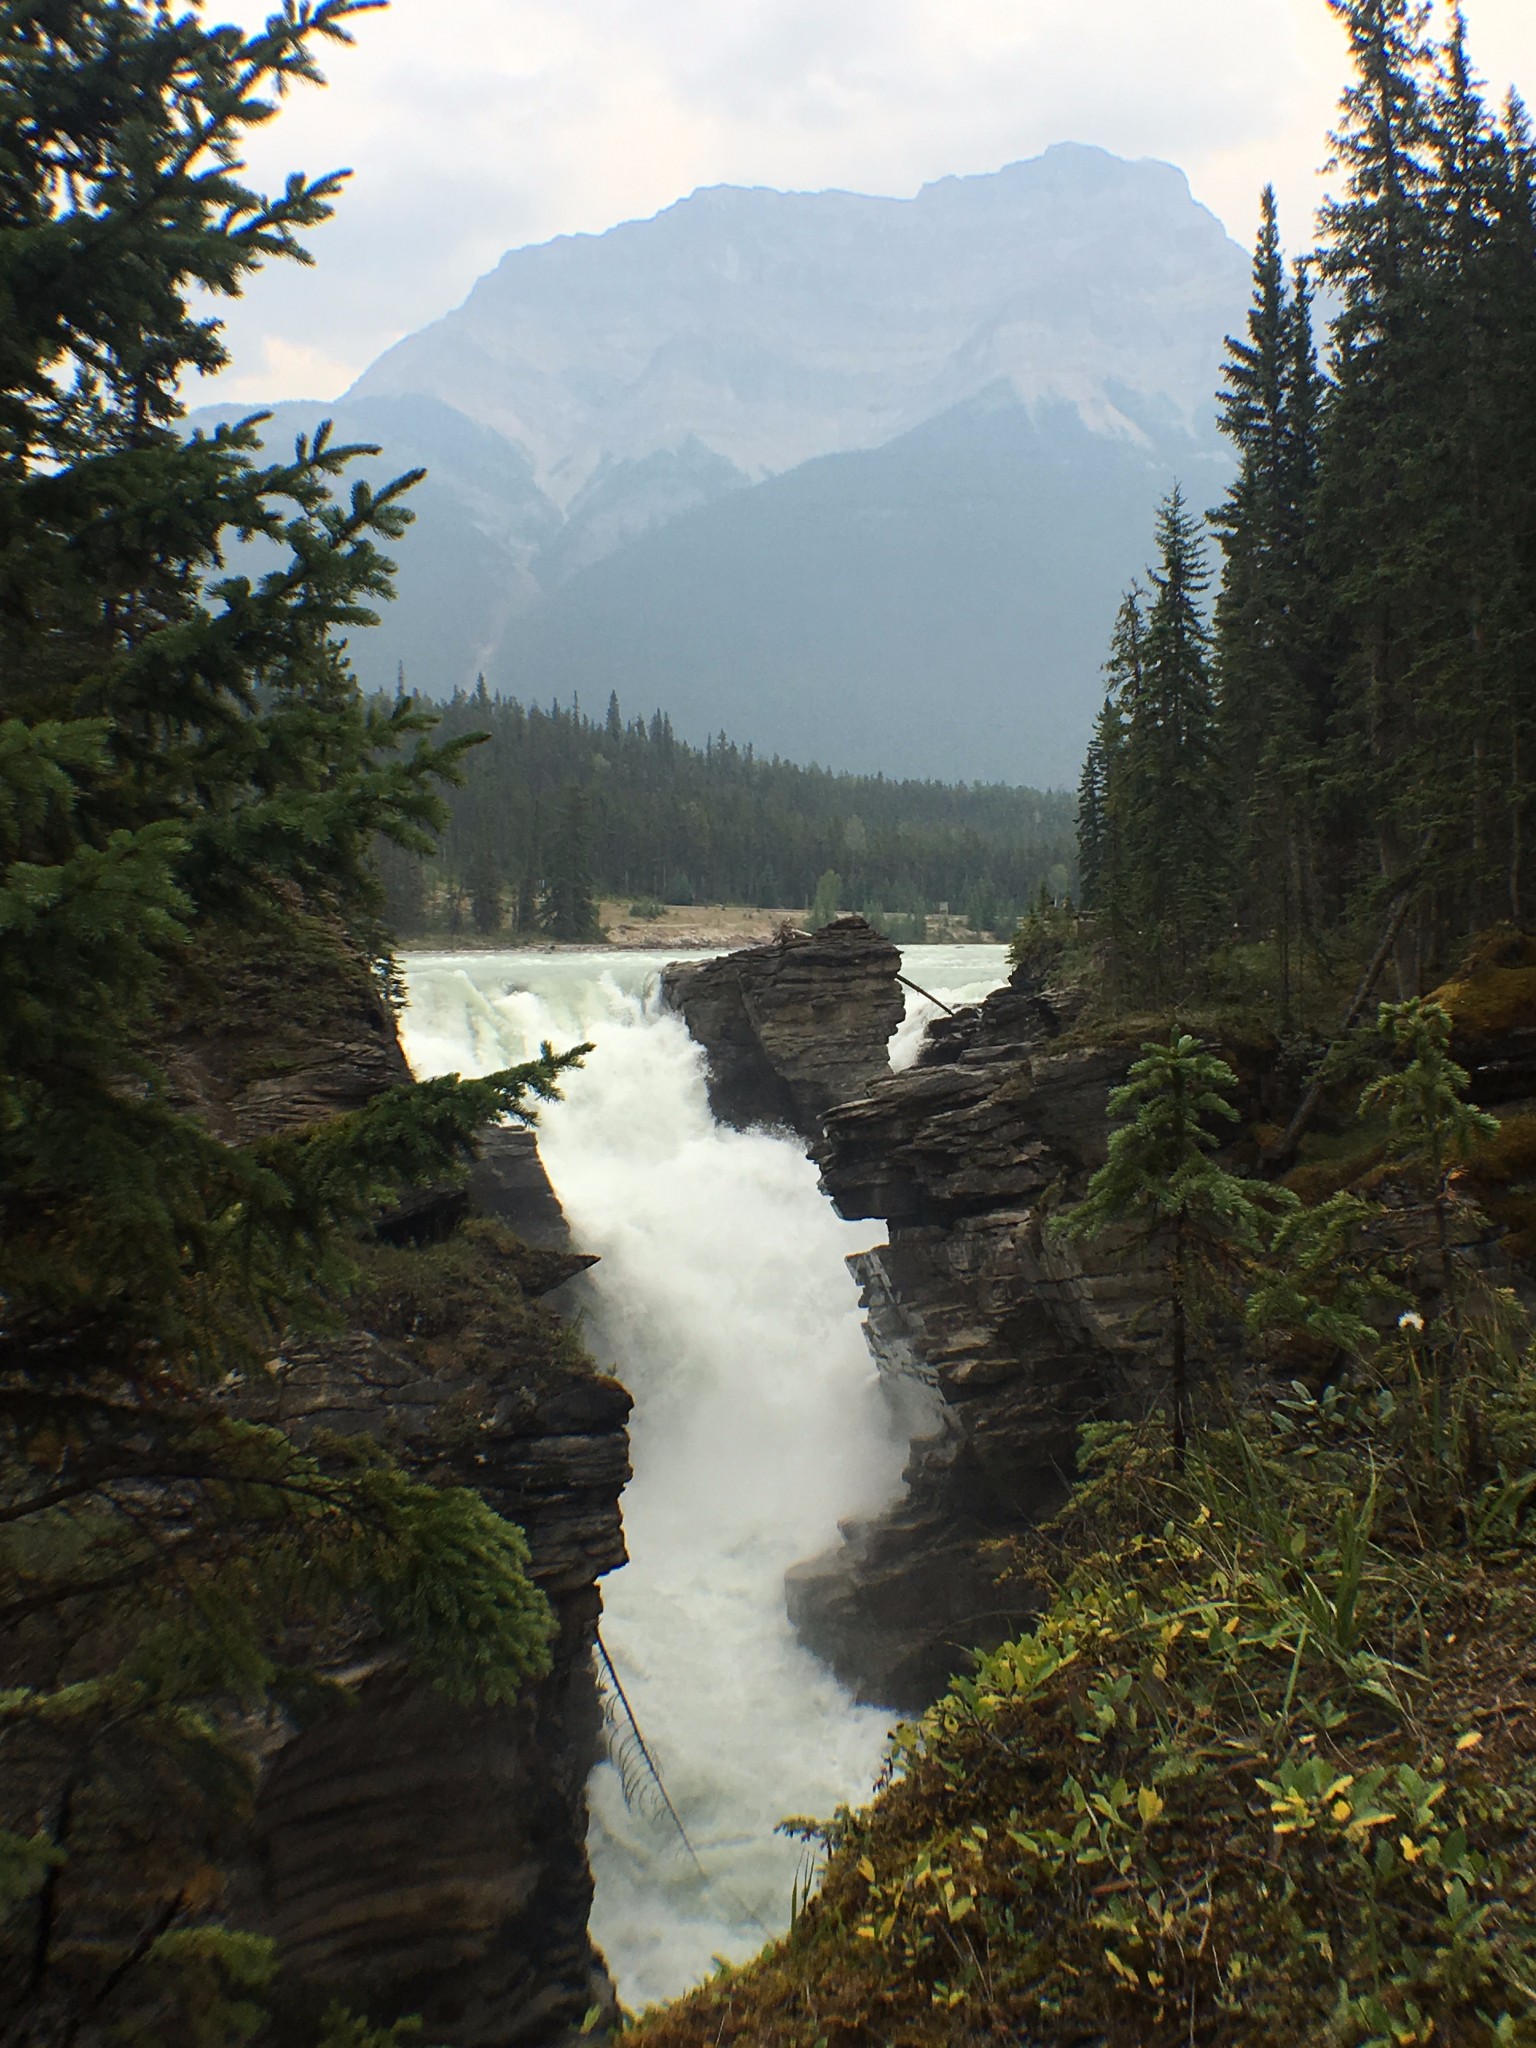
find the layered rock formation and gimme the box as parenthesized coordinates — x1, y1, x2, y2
(659, 923, 1154, 1709)
(667, 921, 1536, 1713)
(790, 974, 1154, 1707)
(660, 915, 904, 1139)
(169, 919, 629, 2047)
(244, 1208, 629, 2048)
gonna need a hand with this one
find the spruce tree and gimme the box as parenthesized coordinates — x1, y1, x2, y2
(1212, 192, 1331, 1012)
(1056, 1033, 1274, 1459)
(539, 783, 601, 941)
(1111, 491, 1225, 988)
(1075, 709, 1110, 913)
(0, 6, 578, 2035)
(1084, 588, 1142, 944)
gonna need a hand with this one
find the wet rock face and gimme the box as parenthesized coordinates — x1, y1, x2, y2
(660, 914, 904, 1139)
(791, 974, 1154, 1710)
(244, 1306, 630, 2048)
(171, 926, 630, 2048)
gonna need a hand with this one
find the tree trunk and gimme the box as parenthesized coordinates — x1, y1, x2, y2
(1170, 1222, 1189, 1470)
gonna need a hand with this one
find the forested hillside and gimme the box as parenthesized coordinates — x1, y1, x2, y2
(377, 688, 1076, 941)
(1077, 0, 1536, 1011)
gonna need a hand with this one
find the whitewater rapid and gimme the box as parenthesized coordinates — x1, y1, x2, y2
(399, 944, 1006, 2010)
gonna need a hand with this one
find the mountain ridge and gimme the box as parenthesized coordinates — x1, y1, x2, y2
(199, 145, 1249, 783)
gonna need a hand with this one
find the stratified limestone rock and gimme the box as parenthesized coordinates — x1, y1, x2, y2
(167, 919, 629, 2048)
(787, 974, 1157, 1709)
(241, 1314, 630, 2048)
(661, 914, 903, 1138)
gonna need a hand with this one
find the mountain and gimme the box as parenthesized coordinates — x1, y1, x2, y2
(494, 392, 1185, 785)
(212, 146, 1251, 783)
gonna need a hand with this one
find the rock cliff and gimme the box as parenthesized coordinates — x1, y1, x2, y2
(666, 922, 1535, 1713)
(659, 924, 1152, 1709)
(791, 973, 1155, 1707)
(661, 915, 904, 1139)
(169, 916, 629, 2047)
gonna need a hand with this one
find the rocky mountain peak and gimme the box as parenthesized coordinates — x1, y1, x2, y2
(349, 145, 1244, 503)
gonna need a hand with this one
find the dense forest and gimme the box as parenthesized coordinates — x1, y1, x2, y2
(1077, 0, 1536, 1012)
(0, 7, 571, 2042)
(376, 688, 1076, 941)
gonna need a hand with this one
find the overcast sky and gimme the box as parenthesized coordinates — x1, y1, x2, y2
(204, 0, 1536, 406)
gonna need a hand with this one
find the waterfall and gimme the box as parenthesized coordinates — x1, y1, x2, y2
(399, 944, 1006, 2010)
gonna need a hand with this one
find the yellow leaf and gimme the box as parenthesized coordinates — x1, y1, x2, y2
(1137, 1786, 1165, 1825)
(1400, 1836, 1423, 1863)
(857, 1856, 876, 1883)
(1331, 1800, 1353, 1823)
(1455, 1729, 1483, 1752)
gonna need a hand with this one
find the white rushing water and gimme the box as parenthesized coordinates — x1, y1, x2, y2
(399, 943, 1007, 2010)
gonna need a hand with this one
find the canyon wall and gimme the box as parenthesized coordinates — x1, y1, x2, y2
(170, 920, 628, 2047)
(665, 924, 1536, 1711)
(661, 925, 1155, 1708)
(660, 915, 904, 1140)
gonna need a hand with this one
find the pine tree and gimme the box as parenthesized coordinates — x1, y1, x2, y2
(1111, 491, 1226, 988)
(1055, 1033, 1274, 1460)
(1075, 711, 1110, 913)
(466, 835, 505, 935)
(539, 783, 601, 941)
(1212, 191, 1331, 1012)
(0, 7, 578, 2035)
(1085, 589, 1143, 942)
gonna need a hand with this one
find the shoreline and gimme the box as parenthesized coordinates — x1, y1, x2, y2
(397, 905, 1004, 957)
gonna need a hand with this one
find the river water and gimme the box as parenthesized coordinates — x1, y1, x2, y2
(399, 943, 1007, 2011)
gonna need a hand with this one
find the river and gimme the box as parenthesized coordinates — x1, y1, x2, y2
(399, 943, 1007, 2011)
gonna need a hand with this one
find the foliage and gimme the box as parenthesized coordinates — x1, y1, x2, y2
(1363, 998, 1501, 1190)
(0, 4, 578, 2040)
(376, 685, 1076, 936)
(1055, 1032, 1283, 1454)
(538, 781, 602, 941)
(1081, 495, 1227, 994)
(623, 1285, 1536, 2048)
(1082, 3, 1536, 1014)
(808, 869, 843, 929)
(1006, 883, 1078, 982)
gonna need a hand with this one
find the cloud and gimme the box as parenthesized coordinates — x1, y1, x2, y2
(200, 0, 1536, 404)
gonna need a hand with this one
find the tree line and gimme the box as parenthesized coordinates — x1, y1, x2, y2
(1077, 0, 1536, 1008)
(376, 686, 1077, 940)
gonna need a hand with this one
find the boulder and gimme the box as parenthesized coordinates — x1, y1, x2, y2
(660, 914, 903, 1138)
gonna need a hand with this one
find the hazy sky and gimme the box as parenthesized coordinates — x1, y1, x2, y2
(205, 0, 1536, 405)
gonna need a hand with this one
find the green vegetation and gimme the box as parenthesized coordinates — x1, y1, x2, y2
(1081, 0, 1536, 1015)
(624, 1012, 1536, 2048)
(618, 8, 1536, 2042)
(1055, 1032, 1278, 1459)
(0, 4, 579, 2040)
(374, 687, 1075, 938)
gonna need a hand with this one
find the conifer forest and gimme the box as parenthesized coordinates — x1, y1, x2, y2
(1077, 1, 1536, 1006)
(4, 4, 1536, 2048)
(377, 688, 1075, 940)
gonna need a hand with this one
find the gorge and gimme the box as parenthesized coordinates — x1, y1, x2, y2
(397, 922, 1151, 2019)
(398, 947, 965, 2008)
